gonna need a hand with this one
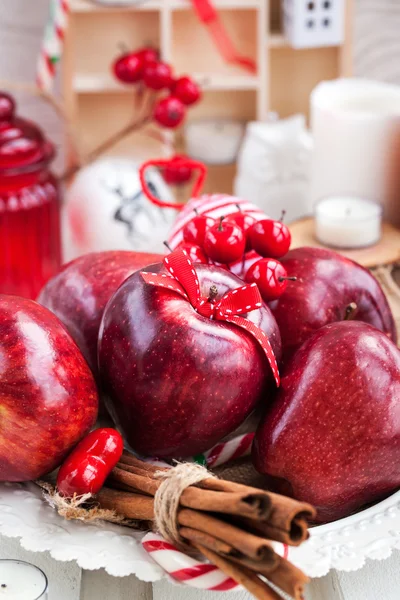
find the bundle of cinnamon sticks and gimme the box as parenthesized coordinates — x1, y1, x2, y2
(95, 451, 316, 600)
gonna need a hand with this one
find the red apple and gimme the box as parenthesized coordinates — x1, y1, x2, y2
(269, 247, 396, 363)
(38, 250, 162, 377)
(253, 321, 400, 522)
(98, 262, 282, 458)
(0, 296, 98, 481)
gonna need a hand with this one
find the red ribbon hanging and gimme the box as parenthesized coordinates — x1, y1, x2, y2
(139, 156, 207, 210)
(140, 248, 280, 386)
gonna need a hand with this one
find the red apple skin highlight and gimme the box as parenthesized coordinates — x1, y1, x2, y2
(253, 321, 400, 523)
(0, 296, 98, 481)
(269, 247, 397, 363)
(98, 263, 282, 459)
(38, 250, 162, 377)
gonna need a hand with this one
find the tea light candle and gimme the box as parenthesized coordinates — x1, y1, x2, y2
(185, 119, 245, 165)
(315, 197, 382, 249)
(0, 560, 48, 599)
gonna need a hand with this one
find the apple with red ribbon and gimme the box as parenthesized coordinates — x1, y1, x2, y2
(98, 248, 282, 458)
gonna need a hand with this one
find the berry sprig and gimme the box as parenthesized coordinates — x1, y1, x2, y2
(174, 205, 295, 302)
(112, 46, 202, 131)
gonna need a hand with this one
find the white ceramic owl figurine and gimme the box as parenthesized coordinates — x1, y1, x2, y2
(63, 158, 177, 261)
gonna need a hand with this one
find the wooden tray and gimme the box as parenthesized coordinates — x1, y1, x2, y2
(289, 217, 400, 268)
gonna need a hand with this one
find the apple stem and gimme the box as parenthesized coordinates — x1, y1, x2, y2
(278, 276, 297, 282)
(208, 285, 218, 302)
(279, 210, 286, 222)
(194, 208, 199, 216)
(344, 302, 358, 320)
(218, 216, 225, 231)
(236, 203, 242, 213)
(118, 41, 130, 54)
(163, 241, 173, 253)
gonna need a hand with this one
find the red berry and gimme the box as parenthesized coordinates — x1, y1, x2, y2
(178, 243, 209, 264)
(136, 47, 159, 65)
(113, 52, 144, 84)
(203, 217, 246, 264)
(0, 93, 15, 121)
(153, 97, 186, 129)
(183, 213, 215, 246)
(163, 155, 193, 185)
(227, 210, 256, 251)
(249, 219, 291, 258)
(171, 76, 202, 106)
(143, 61, 173, 90)
(245, 258, 295, 302)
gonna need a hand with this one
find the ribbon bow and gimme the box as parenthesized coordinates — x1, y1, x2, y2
(141, 248, 280, 386)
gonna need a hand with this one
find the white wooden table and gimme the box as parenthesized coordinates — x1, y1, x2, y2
(1, 1, 400, 598)
(1, 533, 400, 600)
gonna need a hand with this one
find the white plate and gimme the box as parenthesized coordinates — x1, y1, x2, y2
(1, 482, 399, 579)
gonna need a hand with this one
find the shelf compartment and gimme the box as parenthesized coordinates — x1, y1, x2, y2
(187, 89, 257, 121)
(269, 46, 339, 120)
(76, 94, 165, 161)
(171, 9, 259, 78)
(71, 11, 160, 77)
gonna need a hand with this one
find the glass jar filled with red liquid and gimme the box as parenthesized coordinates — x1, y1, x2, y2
(0, 92, 61, 298)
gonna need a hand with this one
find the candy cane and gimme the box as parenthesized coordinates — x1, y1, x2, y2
(195, 433, 255, 468)
(37, 0, 70, 91)
(142, 532, 240, 591)
(142, 532, 289, 591)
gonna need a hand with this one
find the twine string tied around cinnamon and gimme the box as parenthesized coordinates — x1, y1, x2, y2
(154, 462, 215, 551)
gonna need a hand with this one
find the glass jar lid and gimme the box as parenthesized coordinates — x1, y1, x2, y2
(0, 92, 55, 173)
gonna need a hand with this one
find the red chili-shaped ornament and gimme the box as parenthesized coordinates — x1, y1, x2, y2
(56, 428, 124, 497)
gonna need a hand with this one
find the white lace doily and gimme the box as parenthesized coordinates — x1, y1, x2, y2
(1, 481, 400, 579)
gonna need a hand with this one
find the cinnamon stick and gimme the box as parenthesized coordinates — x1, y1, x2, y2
(180, 487, 272, 520)
(115, 462, 272, 521)
(193, 543, 283, 600)
(109, 467, 158, 496)
(265, 557, 309, 600)
(179, 527, 239, 557)
(178, 508, 276, 565)
(96, 488, 154, 521)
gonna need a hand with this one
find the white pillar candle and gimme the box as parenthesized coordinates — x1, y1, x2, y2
(310, 78, 400, 228)
(0, 561, 48, 600)
(315, 196, 382, 249)
(185, 119, 245, 165)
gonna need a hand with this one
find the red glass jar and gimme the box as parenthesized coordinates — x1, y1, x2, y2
(0, 92, 61, 299)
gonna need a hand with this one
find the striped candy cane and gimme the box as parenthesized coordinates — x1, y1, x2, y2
(142, 532, 289, 591)
(195, 433, 255, 468)
(37, 0, 70, 91)
(142, 533, 240, 591)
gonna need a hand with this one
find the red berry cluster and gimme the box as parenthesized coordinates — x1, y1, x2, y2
(112, 46, 202, 129)
(177, 209, 294, 302)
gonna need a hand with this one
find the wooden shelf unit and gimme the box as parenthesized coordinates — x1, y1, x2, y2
(63, 0, 353, 189)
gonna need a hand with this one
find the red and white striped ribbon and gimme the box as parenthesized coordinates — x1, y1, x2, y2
(37, 0, 70, 91)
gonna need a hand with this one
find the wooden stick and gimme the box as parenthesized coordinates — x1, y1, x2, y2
(194, 543, 283, 600)
(178, 508, 276, 564)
